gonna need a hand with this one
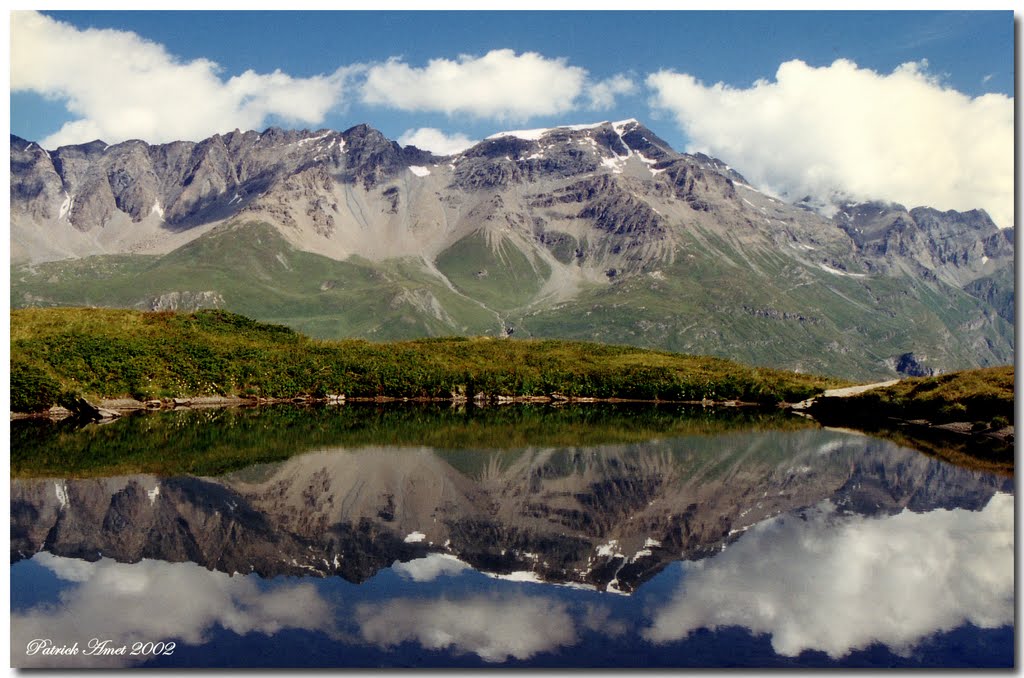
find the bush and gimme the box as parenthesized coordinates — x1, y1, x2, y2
(10, 360, 64, 412)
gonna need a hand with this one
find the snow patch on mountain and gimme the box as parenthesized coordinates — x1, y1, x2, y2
(297, 132, 331, 146)
(612, 118, 639, 135)
(59, 192, 73, 220)
(602, 156, 626, 174)
(487, 119, 641, 142)
(818, 263, 866, 278)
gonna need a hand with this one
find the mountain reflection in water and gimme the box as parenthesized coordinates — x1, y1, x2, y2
(10, 405, 1014, 668)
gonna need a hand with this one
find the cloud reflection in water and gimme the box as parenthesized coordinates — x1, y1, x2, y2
(643, 493, 1014, 658)
(12, 555, 336, 667)
(356, 593, 579, 663)
(11, 492, 1013, 667)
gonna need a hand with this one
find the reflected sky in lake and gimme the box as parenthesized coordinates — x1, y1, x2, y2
(12, 491, 1013, 668)
(643, 492, 1014, 657)
(13, 554, 337, 668)
(9, 406, 1015, 668)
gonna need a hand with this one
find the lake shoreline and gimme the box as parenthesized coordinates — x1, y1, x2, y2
(10, 309, 1012, 474)
(10, 392, 773, 422)
(10, 393, 1012, 476)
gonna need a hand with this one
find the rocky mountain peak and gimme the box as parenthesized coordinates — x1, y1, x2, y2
(11, 136, 64, 223)
(477, 119, 675, 158)
(337, 123, 441, 188)
(10, 134, 35, 153)
(342, 122, 388, 142)
(255, 125, 296, 145)
(614, 119, 676, 160)
(908, 206, 998, 233)
(448, 119, 691, 192)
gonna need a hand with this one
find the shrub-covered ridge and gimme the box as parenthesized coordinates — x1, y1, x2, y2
(11, 307, 847, 412)
(816, 366, 1014, 427)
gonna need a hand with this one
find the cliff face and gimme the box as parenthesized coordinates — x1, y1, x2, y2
(12, 430, 1010, 593)
(834, 201, 1014, 288)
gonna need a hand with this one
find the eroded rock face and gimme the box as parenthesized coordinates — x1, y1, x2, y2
(10, 136, 65, 222)
(834, 201, 1014, 288)
(339, 124, 435, 189)
(142, 290, 225, 312)
(11, 430, 1010, 592)
(10, 126, 442, 238)
(657, 158, 737, 210)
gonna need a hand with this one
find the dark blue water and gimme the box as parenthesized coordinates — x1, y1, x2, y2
(9, 408, 1014, 668)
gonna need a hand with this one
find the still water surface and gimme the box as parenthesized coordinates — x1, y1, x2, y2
(10, 405, 1014, 668)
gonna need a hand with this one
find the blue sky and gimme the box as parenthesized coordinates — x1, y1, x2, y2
(11, 10, 1014, 149)
(8, 9, 1017, 225)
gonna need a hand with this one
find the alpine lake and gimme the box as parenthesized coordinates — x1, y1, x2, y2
(10, 402, 1013, 669)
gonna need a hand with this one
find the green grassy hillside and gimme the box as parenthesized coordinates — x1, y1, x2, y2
(10, 307, 846, 412)
(12, 221, 502, 340)
(514, 230, 1014, 380)
(435, 230, 550, 311)
(11, 220, 1012, 381)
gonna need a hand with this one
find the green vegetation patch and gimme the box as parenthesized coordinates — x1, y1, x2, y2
(10, 307, 846, 412)
(832, 366, 1014, 427)
(435, 230, 550, 310)
(11, 221, 501, 342)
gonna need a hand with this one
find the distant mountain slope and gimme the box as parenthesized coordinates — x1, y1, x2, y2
(9, 121, 1014, 380)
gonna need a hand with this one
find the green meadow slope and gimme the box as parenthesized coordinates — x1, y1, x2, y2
(10, 307, 847, 412)
(12, 221, 1011, 382)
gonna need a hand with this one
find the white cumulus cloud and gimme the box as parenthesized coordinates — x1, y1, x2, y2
(643, 493, 1014, 659)
(647, 59, 1014, 227)
(398, 128, 477, 155)
(587, 74, 638, 110)
(11, 10, 355, 149)
(361, 49, 588, 121)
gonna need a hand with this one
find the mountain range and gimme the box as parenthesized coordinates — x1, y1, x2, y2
(9, 120, 1014, 380)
